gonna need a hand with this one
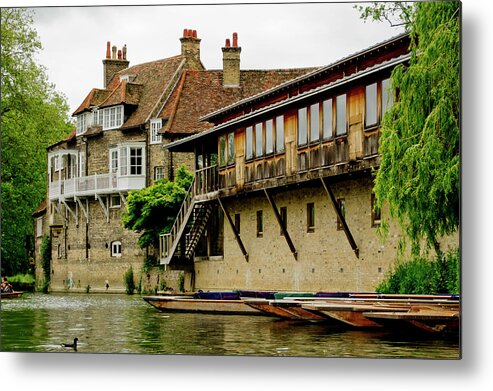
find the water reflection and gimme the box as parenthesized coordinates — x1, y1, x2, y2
(1, 293, 460, 358)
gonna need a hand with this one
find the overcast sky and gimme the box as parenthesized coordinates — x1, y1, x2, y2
(21, 1, 405, 115)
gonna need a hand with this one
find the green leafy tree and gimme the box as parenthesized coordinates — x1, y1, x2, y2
(360, 2, 460, 256)
(122, 166, 193, 249)
(1, 9, 72, 275)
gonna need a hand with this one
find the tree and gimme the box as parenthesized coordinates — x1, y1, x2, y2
(359, 2, 460, 256)
(122, 166, 194, 249)
(1, 9, 72, 275)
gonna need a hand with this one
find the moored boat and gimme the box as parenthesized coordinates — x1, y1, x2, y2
(1, 291, 24, 299)
(143, 294, 267, 315)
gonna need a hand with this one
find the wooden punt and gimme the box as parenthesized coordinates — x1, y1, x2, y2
(269, 300, 334, 321)
(301, 302, 410, 328)
(363, 308, 460, 334)
(242, 298, 299, 319)
(1, 291, 24, 299)
(143, 295, 265, 315)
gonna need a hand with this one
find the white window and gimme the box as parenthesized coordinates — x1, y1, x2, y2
(36, 217, 43, 238)
(102, 105, 124, 130)
(54, 155, 60, 171)
(255, 123, 263, 158)
(335, 94, 347, 136)
(275, 116, 284, 153)
(322, 99, 333, 139)
(154, 166, 165, 180)
(265, 119, 274, 155)
(76, 113, 87, 135)
(150, 119, 162, 144)
(79, 152, 86, 177)
(310, 103, 320, 142)
(110, 195, 121, 208)
(111, 241, 122, 257)
(110, 143, 145, 177)
(298, 107, 308, 146)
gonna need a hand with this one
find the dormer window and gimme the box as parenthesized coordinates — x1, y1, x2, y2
(120, 74, 135, 82)
(102, 105, 124, 130)
(76, 112, 90, 135)
(150, 118, 162, 144)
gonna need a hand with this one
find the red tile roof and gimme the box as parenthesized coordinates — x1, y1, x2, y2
(161, 68, 316, 135)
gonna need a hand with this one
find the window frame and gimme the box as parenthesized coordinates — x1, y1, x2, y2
(110, 195, 121, 209)
(297, 107, 308, 147)
(365, 82, 378, 129)
(154, 166, 165, 181)
(102, 105, 124, 130)
(111, 241, 122, 257)
(150, 118, 163, 144)
(335, 94, 347, 137)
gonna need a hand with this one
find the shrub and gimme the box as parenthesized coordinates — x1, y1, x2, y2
(123, 266, 135, 295)
(376, 248, 460, 295)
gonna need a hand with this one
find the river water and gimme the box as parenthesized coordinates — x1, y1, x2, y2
(1, 293, 460, 358)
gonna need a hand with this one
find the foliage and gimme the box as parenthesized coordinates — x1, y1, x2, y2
(376, 248, 460, 295)
(355, 1, 414, 29)
(123, 266, 135, 295)
(122, 166, 193, 248)
(1, 9, 72, 275)
(40, 235, 51, 283)
(4, 273, 35, 291)
(141, 255, 157, 273)
(366, 2, 460, 255)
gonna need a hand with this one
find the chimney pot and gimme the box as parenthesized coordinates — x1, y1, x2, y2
(117, 49, 122, 60)
(106, 41, 111, 59)
(183, 28, 188, 37)
(112, 45, 117, 59)
(232, 32, 238, 47)
(225, 38, 231, 47)
(122, 44, 127, 60)
(192, 30, 197, 38)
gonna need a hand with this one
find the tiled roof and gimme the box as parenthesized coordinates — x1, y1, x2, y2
(161, 68, 316, 135)
(73, 89, 110, 115)
(99, 81, 143, 109)
(32, 198, 47, 217)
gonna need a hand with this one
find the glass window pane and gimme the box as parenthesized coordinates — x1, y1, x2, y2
(227, 132, 235, 165)
(265, 119, 274, 154)
(323, 99, 333, 139)
(365, 83, 378, 127)
(298, 107, 307, 146)
(219, 136, 226, 167)
(120, 147, 127, 176)
(310, 103, 320, 142)
(275, 116, 284, 152)
(336, 94, 346, 136)
(246, 126, 253, 160)
(255, 123, 263, 157)
(382, 78, 393, 114)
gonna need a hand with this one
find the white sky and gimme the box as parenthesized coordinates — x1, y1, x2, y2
(23, 1, 404, 115)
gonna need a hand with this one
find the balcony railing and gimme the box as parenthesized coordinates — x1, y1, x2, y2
(195, 165, 218, 196)
(49, 173, 145, 201)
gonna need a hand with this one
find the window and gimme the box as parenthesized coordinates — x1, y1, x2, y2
(310, 103, 320, 142)
(54, 155, 61, 171)
(227, 132, 235, 165)
(76, 112, 88, 135)
(79, 152, 86, 177)
(154, 166, 165, 181)
(129, 148, 143, 175)
(337, 198, 346, 230)
(255, 123, 263, 158)
(335, 94, 347, 136)
(256, 210, 263, 237)
(365, 83, 378, 127)
(298, 107, 308, 146)
(219, 135, 227, 167)
(276, 116, 285, 153)
(36, 217, 43, 238)
(265, 119, 274, 155)
(110, 195, 121, 208)
(111, 241, 122, 257)
(280, 206, 287, 235)
(234, 213, 240, 235)
(246, 126, 254, 160)
(150, 119, 162, 144)
(307, 203, 315, 232)
(371, 193, 381, 227)
(102, 105, 124, 130)
(382, 78, 393, 114)
(322, 99, 333, 140)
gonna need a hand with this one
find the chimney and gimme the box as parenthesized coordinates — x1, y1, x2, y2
(222, 32, 241, 87)
(102, 41, 130, 88)
(180, 28, 203, 70)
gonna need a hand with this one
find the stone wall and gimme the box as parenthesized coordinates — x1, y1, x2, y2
(193, 175, 459, 292)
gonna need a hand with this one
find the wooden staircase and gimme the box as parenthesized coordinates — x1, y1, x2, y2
(159, 178, 213, 265)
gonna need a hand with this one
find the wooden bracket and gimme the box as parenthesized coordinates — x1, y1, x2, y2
(75, 197, 89, 223)
(320, 177, 359, 258)
(96, 194, 109, 223)
(218, 198, 249, 262)
(264, 188, 298, 260)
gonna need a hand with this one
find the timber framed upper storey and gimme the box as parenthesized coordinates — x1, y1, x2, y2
(167, 33, 410, 201)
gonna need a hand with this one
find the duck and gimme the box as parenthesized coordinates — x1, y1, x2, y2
(61, 337, 78, 351)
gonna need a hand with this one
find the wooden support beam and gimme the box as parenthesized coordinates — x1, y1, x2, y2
(218, 198, 249, 262)
(320, 177, 359, 258)
(75, 197, 88, 223)
(96, 194, 109, 223)
(264, 188, 298, 260)
(119, 192, 127, 206)
(62, 200, 77, 223)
